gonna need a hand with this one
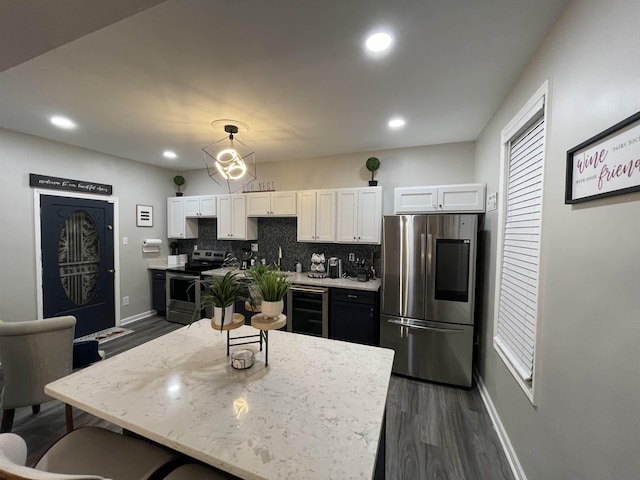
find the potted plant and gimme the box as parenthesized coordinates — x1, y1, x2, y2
(248, 270, 291, 319)
(196, 272, 244, 330)
(366, 157, 380, 186)
(173, 175, 185, 196)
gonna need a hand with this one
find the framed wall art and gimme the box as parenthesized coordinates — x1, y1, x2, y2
(565, 111, 640, 204)
(136, 205, 153, 227)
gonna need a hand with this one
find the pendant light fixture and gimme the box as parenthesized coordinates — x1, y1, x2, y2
(202, 121, 256, 193)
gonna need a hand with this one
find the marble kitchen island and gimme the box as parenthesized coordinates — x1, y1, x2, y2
(46, 320, 394, 480)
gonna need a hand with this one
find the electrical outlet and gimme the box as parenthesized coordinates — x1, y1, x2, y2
(349, 252, 355, 262)
(251, 243, 259, 252)
(122, 296, 130, 306)
(122, 236, 128, 245)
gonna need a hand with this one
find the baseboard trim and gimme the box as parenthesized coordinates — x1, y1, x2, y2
(475, 372, 528, 480)
(120, 310, 156, 326)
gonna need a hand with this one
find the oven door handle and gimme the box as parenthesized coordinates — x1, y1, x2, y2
(290, 285, 328, 294)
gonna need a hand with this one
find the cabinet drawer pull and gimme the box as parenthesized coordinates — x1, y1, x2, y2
(347, 295, 358, 299)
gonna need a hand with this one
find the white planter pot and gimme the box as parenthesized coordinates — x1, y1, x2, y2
(261, 299, 283, 319)
(212, 305, 234, 327)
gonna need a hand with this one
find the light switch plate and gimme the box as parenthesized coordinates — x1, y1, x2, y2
(487, 192, 497, 211)
(251, 243, 259, 252)
(122, 236, 128, 245)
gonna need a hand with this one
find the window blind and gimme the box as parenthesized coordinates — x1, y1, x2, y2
(495, 113, 545, 382)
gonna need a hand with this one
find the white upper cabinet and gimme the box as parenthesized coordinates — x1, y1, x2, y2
(297, 190, 336, 242)
(184, 195, 216, 217)
(336, 187, 382, 244)
(167, 197, 198, 239)
(246, 191, 297, 217)
(216, 195, 258, 240)
(394, 183, 486, 214)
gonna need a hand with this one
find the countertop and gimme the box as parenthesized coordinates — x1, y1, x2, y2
(46, 321, 394, 480)
(146, 260, 172, 270)
(202, 267, 381, 292)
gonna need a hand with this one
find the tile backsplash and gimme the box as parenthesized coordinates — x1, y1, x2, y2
(176, 217, 381, 277)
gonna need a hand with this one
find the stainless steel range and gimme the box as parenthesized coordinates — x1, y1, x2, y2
(166, 250, 226, 325)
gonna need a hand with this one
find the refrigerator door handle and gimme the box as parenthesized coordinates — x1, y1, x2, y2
(426, 232, 433, 317)
(387, 318, 465, 334)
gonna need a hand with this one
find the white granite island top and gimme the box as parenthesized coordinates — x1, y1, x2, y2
(46, 322, 394, 480)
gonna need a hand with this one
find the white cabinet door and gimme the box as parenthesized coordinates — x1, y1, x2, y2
(217, 195, 257, 240)
(167, 197, 197, 239)
(184, 195, 216, 217)
(231, 195, 247, 238)
(394, 184, 486, 213)
(394, 186, 438, 214)
(270, 191, 297, 216)
(315, 190, 336, 242)
(297, 191, 318, 242)
(336, 189, 358, 243)
(199, 195, 216, 217)
(183, 197, 200, 217)
(167, 198, 185, 238)
(246, 192, 271, 216)
(437, 184, 486, 212)
(216, 195, 232, 239)
(358, 187, 382, 244)
(247, 191, 297, 216)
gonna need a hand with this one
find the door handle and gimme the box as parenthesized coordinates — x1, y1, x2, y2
(387, 318, 464, 334)
(107, 225, 113, 230)
(107, 269, 115, 274)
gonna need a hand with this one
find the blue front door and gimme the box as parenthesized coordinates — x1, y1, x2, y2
(41, 195, 115, 338)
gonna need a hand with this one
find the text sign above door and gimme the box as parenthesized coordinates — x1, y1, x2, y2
(30, 174, 112, 196)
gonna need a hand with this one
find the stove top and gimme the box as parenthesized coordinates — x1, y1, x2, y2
(167, 250, 226, 274)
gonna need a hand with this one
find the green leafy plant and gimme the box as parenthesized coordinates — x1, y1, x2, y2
(244, 263, 272, 283)
(173, 175, 185, 194)
(365, 157, 380, 182)
(192, 272, 248, 330)
(249, 270, 292, 302)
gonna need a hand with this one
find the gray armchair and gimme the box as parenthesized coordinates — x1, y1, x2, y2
(0, 316, 76, 433)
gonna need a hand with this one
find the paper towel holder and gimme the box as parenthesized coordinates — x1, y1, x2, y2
(142, 238, 162, 253)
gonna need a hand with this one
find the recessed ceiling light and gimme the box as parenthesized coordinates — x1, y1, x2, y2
(50, 115, 77, 130)
(163, 150, 178, 159)
(366, 32, 393, 52)
(388, 118, 406, 128)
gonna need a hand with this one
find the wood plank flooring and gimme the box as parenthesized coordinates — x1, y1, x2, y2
(1, 316, 513, 479)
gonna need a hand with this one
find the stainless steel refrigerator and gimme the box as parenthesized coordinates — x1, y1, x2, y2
(380, 214, 478, 387)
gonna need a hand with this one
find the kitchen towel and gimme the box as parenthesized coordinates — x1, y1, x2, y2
(142, 238, 162, 253)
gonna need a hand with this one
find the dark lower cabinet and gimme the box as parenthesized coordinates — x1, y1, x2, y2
(151, 270, 166, 316)
(329, 288, 379, 345)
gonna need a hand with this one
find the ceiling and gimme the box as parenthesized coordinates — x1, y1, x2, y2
(0, 0, 569, 171)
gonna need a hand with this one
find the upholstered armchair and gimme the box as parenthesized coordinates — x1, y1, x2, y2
(0, 316, 76, 433)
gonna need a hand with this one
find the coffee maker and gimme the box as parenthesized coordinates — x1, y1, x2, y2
(328, 257, 340, 278)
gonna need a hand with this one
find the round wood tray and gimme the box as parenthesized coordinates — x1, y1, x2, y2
(251, 313, 286, 330)
(210, 313, 245, 331)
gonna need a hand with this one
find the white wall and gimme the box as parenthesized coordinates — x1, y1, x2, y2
(474, 1, 640, 479)
(180, 142, 476, 215)
(0, 128, 174, 322)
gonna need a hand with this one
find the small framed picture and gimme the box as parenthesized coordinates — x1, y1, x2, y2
(565, 111, 640, 204)
(136, 205, 153, 227)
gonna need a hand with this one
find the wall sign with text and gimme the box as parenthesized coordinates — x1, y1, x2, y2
(29, 174, 112, 195)
(565, 111, 640, 204)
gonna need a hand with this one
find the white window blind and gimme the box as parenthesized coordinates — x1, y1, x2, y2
(495, 112, 545, 382)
